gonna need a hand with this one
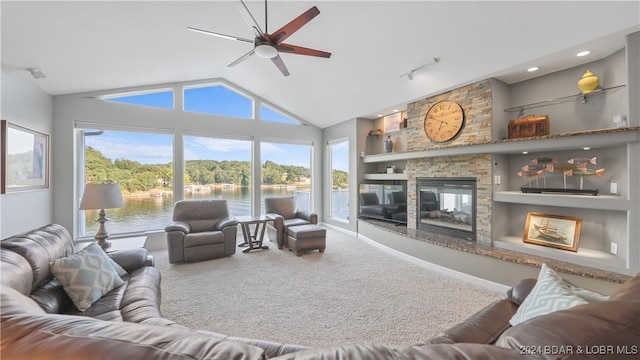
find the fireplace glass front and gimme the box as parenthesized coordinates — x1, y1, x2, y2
(417, 178, 476, 241)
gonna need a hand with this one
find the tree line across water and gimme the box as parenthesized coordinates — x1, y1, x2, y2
(84, 146, 348, 193)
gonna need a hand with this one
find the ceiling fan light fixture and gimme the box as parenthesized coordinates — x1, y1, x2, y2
(255, 43, 278, 58)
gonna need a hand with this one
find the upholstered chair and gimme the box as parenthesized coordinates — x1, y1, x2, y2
(264, 196, 318, 249)
(387, 191, 407, 213)
(359, 193, 389, 219)
(165, 200, 238, 263)
(420, 191, 439, 211)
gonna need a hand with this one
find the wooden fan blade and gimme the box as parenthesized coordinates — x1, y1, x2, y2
(278, 43, 331, 58)
(271, 6, 320, 44)
(271, 55, 290, 76)
(187, 27, 253, 43)
(228, 49, 255, 67)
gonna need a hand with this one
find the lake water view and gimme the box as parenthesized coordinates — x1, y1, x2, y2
(83, 187, 297, 236)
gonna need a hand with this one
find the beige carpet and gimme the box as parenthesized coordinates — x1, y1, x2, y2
(153, 228, 503, 348)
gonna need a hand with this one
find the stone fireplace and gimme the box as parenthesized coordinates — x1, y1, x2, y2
(400, 79, 494, 245)
(406, 154, 492, 245)
(417, 177, 476, 241)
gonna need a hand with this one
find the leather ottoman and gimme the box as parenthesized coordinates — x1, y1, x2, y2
(286, 224, 326, 256)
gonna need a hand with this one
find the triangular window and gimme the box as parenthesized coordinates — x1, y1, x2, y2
(260, 104, 300, 125)
(102, 90, 174, 109)
(184, 84, 253, 119)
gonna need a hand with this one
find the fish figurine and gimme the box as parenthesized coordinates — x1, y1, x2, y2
(517, 169, 544, 177)
(522, 164, 554, 172)
(551, 163, 586, 172)
(531, 157, 558, 164)
(567, 157, 597, 165)
(564, 168, 605, 177)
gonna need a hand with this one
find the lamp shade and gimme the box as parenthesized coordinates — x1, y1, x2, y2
(79, 183, 124, 210)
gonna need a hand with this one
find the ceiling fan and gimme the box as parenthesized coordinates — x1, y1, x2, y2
(188, 0, 331, 76)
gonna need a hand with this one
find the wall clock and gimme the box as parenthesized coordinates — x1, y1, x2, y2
(424, 100, 465, 142)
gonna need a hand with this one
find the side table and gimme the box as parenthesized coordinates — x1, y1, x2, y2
(75, 236, 154, 266)
(236, 216, 273, 253)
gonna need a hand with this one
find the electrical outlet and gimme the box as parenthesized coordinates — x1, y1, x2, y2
(611, 242, 618, 255)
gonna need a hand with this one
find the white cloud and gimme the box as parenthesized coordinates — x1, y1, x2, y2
(87, 136, 172, 164)
(191, 137, 251, 153)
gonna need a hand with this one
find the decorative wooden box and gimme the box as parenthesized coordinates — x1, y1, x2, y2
(508, 115, 550, 139)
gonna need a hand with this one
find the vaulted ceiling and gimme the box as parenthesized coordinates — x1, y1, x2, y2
(2, 1, 639, 128)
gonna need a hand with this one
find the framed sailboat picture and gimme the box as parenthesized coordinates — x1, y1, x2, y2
(523, 212, 581, 252)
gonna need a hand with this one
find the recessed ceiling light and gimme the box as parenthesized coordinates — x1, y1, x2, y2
(393, 109, 400, 113)
(583, 147, 591, 150)
(522, 151, 529, 155)
(577, 50, 591, 57)
(527, 66, 540, 72)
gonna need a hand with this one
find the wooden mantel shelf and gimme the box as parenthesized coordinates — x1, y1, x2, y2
(362, 127, 640, 163)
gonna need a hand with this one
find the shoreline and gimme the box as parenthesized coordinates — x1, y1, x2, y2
(123, 183, 310, 198)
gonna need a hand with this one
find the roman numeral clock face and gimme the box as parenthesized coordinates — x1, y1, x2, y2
(424, 100, 465, 142)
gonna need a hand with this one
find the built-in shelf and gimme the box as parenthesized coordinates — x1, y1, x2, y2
(493, 191, 631, 211)
(503, 85, 626, 116)
(494, 236, 628, 275)
(362, 127, 639, 163)
(363, 173, 408, 181)
(385, 126, 409, 134)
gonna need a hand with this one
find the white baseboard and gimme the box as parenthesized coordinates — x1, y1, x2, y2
(358, 233, 511, 294)
(320, 222, 357, 238)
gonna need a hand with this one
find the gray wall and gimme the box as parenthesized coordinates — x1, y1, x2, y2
(508, 48, 629, 133)
(52, 79, 323, 238)
(0, 65, 53, 238)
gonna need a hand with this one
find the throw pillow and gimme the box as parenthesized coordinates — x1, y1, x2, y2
(82, 243, 128, 276)
(50, 245, 125, 311)
(562, 279, 610, 302)
(509, 263, 587, 326)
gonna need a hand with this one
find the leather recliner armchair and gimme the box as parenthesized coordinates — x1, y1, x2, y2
(165, 200, 239, 263)
(264, 196, 317, 249)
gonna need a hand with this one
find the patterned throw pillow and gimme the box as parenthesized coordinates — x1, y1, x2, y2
(50, 244, 125, 311)
(82, 243, 128, 276)
(509, 263, 588, 326)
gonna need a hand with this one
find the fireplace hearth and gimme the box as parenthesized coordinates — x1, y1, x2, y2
(417, 177, 476, 241)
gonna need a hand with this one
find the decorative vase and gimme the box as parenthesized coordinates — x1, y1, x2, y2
(578, 70, 599, 94)
(383, 135, 393, 153)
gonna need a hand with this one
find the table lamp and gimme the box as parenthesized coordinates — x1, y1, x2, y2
(80, 183, 124, 249)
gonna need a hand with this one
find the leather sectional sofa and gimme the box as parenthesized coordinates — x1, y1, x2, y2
(0, 224, 305, 359)
(2, 224, 639, 359)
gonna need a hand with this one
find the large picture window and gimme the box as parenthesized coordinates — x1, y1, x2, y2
(78, 128, 174, 237)
(260, 141, 312, 213)
(183, 135, 253, 216)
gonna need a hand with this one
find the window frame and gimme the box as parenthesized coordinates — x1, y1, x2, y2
(327, 137, 349, 222)
(75, 123, 175, 239)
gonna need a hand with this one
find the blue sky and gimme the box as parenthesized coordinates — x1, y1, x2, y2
(85, 131, 317, 168)
(92, 87, 347, 170)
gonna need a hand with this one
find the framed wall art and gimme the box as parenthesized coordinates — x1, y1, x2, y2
(523, 212, 581, 252)
(1, 120, 50, 194)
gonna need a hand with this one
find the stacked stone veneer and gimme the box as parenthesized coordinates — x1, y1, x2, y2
(405, 79, 493, 245)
